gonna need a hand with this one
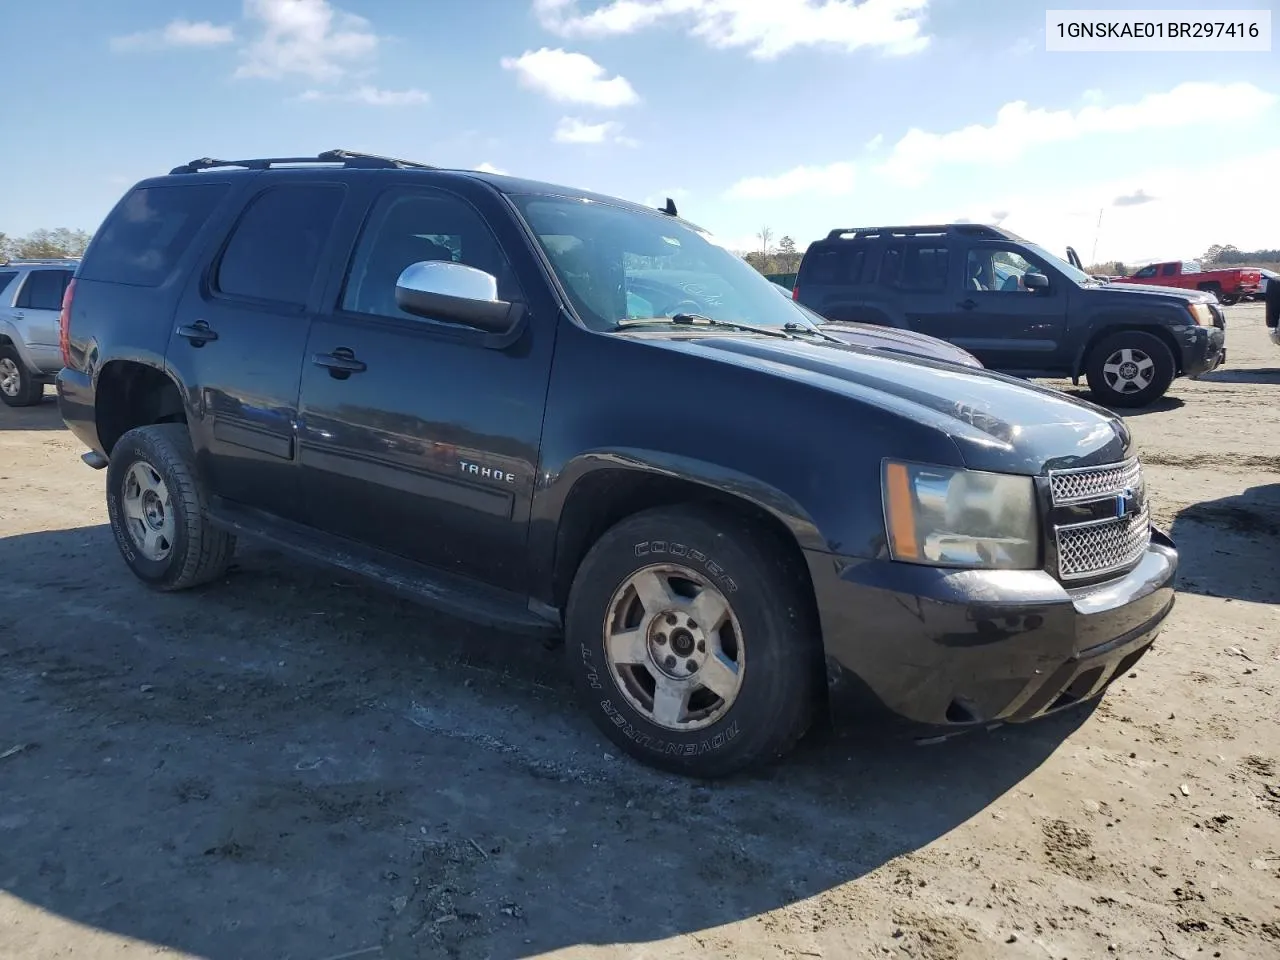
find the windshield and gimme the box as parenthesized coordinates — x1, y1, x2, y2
(1023, 242, 1095, 285)
(510, 195, 810, 332)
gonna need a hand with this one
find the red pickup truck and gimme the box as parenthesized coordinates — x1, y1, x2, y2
(1113, 260, 1262, 305)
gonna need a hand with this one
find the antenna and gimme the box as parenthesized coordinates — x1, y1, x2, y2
(659, 197, 678, 217)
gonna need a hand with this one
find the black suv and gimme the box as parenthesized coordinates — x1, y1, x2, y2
(58, 151, 1177, 777)
(794, 224, 1226, 407)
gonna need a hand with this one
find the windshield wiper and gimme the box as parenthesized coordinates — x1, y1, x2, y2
(783, 321, 845, 344)
(616, 314, 797, 339)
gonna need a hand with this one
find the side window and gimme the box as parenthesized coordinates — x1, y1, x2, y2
(79, 183, 229, 287)
(965, 248, 1040, 293)
(883, 242, 950, 293)
(1161, 263, 1177, 277)
(1133, 265, 1158, 279)
(342, 189, 520, 321)
(16, 270, 71, 310)
(215, 184, 345, 308)
(800, 244, 868, 285)
(0, 271, 20, 302)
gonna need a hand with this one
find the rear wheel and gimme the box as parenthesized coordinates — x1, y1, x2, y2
(564, 505, 819, 778)
(106, 423, 235, 590)
(1085, 331, 1175, 408)
(0, 346, 45, 407)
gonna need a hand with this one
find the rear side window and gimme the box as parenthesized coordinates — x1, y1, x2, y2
(15, 269, 72, 310)
(214, 184, 345, 308)
(881, 242, 950, 293)
(80, 183, 229, 287)
(0, 271, 17, 301)
(1161, 263, 1177, 276)
(800, 244, 870, 286)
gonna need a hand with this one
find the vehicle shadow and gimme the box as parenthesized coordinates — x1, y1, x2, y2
(0, 390, 62, 429)
(0, 525, 1090, 960)
(1196, 367, 1280, 385)
(1170, 483, 1280, 604)
(1057, 388, 1185, 417)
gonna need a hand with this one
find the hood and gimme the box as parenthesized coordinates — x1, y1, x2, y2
(1105, 280, 1215, 302)
(646, 334, 1130, 475)
(818, 321, 983, 368)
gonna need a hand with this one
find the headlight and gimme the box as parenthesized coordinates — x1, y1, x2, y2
(1187, 303, 1214, 325)
(881, 460, 1039, 569)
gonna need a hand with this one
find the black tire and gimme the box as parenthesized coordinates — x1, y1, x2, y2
(1197, 282, 1222, 301)
(1084, 331, 1175, 409)
(564, 504, 819, 778)
(105, 423, 235, 591)
(0, 345, 45, 407)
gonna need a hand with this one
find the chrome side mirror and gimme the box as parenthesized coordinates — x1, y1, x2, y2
(394, 261, 520, 335)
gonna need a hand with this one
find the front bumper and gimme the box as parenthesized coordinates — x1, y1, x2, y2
(808, 527, 1177, 734)
(1178, 325, 1225, 377)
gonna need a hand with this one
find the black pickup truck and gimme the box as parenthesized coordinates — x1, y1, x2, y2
(57, 151, 1178, 777)
(794, 225, 1226, 407)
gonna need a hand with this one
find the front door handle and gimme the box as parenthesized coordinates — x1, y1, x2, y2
(313, 348, 367, 378)
(177, 321, 219, 345)
(956, 299, 977, 310)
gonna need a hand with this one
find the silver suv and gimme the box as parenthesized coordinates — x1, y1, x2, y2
(0, 258, 77, 406)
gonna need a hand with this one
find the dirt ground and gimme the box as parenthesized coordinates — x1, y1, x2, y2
(1, 304, 1277, 960)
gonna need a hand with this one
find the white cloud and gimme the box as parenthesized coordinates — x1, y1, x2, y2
(235, 0, 378, 82)
(938, 148, 1280, 264)
(726, 162, 856, 200)
(475, 162, 508, 175)
(881, 81, 1278, 186)
(298, 85, 428, 105)
(110, 19, 235, 52)
(534, 0, 930, 59)
(501, 48, 638, 107)
(553, 116, 636, 145)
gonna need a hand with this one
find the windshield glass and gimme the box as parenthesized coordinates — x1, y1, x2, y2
(510, 195, 811, 332)
(1023, 242, 1095, 284)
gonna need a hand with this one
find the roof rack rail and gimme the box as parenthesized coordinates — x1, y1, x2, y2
(825, 224, 1016, 241)
(169, 148, 436, 175)
(0, 257, 81, 265)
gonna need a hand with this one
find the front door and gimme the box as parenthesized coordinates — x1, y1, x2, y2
(168, 177, 351, 523)
(295, 184, 555, 592)
(914, 243, 1069, 371)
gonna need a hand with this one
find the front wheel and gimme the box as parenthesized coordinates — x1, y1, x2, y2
(1084, 331, 1175, 408)
(106, 423, 236, 590)
(564, 505, 819, 778)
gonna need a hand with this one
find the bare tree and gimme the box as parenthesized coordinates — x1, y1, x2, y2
(757, 226, 773, 256)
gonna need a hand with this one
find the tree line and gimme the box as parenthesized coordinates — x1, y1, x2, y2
(0, 228, 93, 261)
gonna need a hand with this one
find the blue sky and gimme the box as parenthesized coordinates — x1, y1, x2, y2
(1, 0, 1276, 263)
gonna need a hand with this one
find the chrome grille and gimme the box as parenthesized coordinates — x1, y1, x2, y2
(1048, 458, 1151, 581)
(1049, 458, 1142, 505)
(1056, 507, 1151, 581)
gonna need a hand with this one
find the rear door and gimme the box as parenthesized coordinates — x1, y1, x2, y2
(12, 267, 73, 352)
(877, 237, 955, 333)
(795, 241, 875, 322)
(912, 241, 1069, 371)
(167, 174, 351, 523)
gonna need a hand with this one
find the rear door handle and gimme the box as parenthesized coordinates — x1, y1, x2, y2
(956, 299, 977, 310)
(313, 348, 366, 378)
(176, 321, 219, 345)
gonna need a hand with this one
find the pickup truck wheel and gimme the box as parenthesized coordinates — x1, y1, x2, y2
(106, 424, 235, 591)
(565, 505, 817, 778)
(0, 347, 45, 407)
(1084, 331, 1175, 409)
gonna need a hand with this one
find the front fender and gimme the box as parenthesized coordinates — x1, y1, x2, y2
(527, 447, 826, 608)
